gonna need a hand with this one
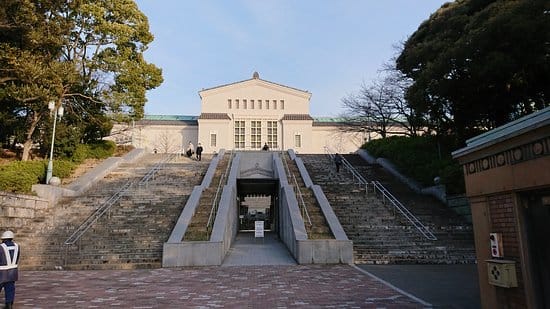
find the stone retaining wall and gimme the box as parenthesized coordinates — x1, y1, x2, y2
(0, 192, 49, 228)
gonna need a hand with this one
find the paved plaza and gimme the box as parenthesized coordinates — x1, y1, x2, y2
(10, 265, 429, 308)
(3, 234, 481, 308)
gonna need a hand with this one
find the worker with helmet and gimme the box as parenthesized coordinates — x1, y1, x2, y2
(0, 231, 19, 309)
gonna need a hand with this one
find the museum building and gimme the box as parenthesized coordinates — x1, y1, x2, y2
(109, 72, 368, 154)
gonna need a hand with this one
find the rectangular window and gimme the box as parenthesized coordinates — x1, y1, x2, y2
(266, 100, 270, 110)
(228, 99, 232, 109)
(235, 99, 239, 109)
(280, 100, 284, 109)
(210, 133, 217, 147)
(250, 121, 261, 149)
(267, 121, 278, 149)
(243, 99, 247, 109)
(258, 100, 262, 109)
(273, 100, 277, 110)
(234, 121, 245, 149)
(250, 100, 254, 109)
(295, 134, 302, 148)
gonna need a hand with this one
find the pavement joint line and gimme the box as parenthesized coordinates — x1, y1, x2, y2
(352, 264, 433, 308)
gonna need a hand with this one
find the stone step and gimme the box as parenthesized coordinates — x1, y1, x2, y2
(300, 153, 476, 264)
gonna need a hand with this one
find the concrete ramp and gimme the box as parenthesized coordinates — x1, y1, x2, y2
(222, 232, 297, 266)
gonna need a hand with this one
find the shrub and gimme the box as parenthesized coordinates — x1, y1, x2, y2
(0, 161, 46, 193)
(0, 140, 116, 193)
(87, 140, 116, 159)
(362, 135, 465, 194)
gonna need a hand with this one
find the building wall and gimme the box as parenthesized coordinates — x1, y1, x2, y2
(456, 126, 550, 309)
(199, 78, 311, 116)
(197, 119, 231, 154)
(281, 120, 312, 152)
(108, 75, 393, 154)
(312, 126, 366, 154)
(110, 123, 197, 153)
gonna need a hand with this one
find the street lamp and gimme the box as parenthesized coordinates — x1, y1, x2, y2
(46, 100, 64, 184)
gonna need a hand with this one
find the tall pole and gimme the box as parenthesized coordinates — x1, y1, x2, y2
(46, 108, 58, 184)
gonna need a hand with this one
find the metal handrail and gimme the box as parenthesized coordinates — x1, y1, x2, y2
(323, 146, 437, 241)
(292, 174, 312, 226)
(372, 180, 437, 240)
(64, 153, 177, 246)
(207, 151, 234, 233)
(138, 153, 177, 186)
(324, 146, 368, 187)
(64, 180, 133, 245)
(281, 152, 311, 226)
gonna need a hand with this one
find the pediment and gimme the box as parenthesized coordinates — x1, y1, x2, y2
(199, 78, 311, 100)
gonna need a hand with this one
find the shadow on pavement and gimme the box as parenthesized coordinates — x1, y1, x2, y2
(357, 264, 481, 309)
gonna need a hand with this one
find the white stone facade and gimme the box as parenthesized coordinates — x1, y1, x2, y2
(109, 73, 372, 154)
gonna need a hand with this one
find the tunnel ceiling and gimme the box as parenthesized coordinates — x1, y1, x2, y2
(237, 179, 278, 196)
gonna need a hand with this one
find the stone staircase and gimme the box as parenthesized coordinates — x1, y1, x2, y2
(282, 153, 333, 239)
(16, 153, 210, 270)
(300, 153, 476, 264)
(184, 153, 231, 241)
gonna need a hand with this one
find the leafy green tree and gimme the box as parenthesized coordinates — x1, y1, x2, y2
(0, 0, 163, 160)
(397, 0, 550, 143)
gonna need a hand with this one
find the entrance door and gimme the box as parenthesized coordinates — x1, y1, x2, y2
(523, 191, 550, 309)
(237, 179, 278, 233)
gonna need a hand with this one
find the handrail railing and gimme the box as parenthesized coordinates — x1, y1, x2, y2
(281, 152, 311, 226)
(372, 180, 437, 240)
(323, 146, 437, 241)
(64, 180, 133, 245)
(207, 151, 233, 234)
(64, 153, 176, 246)
(138, 153, 177, 186)
(324, 146, 368, 187)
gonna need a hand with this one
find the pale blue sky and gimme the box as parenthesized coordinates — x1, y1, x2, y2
(135, 1, 449, 117)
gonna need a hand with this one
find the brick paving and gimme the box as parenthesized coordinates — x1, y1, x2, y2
(7, 265, 428, 308)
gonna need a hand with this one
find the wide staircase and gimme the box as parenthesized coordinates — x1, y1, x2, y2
(184, 152, 232, 241)
(282, 153, 333, 239)
(17, 153, 210, 270)
(300, 153, 476, 264)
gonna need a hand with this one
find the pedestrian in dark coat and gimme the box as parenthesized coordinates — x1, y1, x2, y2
(196, 143, 203, 161)
(334, 153, 343, 173)
(0, 231, 19, 309)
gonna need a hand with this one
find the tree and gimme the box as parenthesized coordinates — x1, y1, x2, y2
(341, 68, 422, 138)
(0, 0, 163, 160)
(397, 0, 550, 143)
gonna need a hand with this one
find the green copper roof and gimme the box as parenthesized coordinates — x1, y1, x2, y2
(313, 117, 358, 122)
(144, 115, 198, 121)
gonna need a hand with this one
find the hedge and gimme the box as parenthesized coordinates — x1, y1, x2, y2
(362, 135, 465, 194)
(0, 140, 117, 193)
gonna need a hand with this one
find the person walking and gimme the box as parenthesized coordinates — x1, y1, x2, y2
(186, 141, 195, 158)
(333, 153, 343, 173)
(196, 143, 203, 161)
(262, 142, 269, 151)
(1, 231, 19, 309)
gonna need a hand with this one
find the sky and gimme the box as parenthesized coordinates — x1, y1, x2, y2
(135, 1, 450, 117)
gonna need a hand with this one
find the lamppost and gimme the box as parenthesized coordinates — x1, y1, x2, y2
(46, 100, 64, 184)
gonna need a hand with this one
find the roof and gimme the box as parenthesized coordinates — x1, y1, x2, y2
(198, 113, 231, 120)
(136, 115, 198, 126)
(143, 115, 198, 121)
(281, 114, 314, 121)
(452, 106, 550, 158)
(312, 117, 363, 126)
(198, 72, 311, 97)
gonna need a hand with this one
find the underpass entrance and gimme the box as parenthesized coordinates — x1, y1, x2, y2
(237, 179, 278, 232)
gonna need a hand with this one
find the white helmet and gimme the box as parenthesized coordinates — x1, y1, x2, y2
(1, 231, 14, 239)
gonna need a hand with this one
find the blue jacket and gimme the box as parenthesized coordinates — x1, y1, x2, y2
(0, 240, 19, 283)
